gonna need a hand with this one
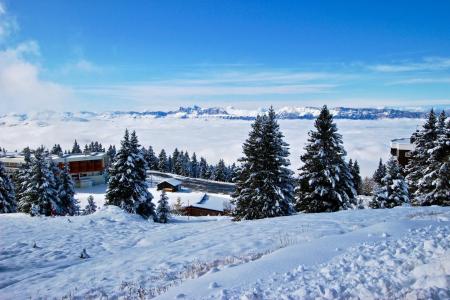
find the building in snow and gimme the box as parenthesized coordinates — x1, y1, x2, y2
(183, 193, 232, 216)
(157, 178, 182, 192)
(0, 152, 107, 187)
(390, 138, 415, 167)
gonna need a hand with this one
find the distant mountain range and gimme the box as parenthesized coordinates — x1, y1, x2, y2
(0, 105, 442, 126)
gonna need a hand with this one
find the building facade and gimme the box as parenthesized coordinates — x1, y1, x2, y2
(390, 138, 415, 167)
(0, 152, 107, 188)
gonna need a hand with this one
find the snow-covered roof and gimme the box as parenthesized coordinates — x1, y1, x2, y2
(158, 178, 182, 187)
(190, 194, 231, 212)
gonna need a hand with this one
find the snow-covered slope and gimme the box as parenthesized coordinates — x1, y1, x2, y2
(1, 206, 449, 299)
(0, 105, 431, 126)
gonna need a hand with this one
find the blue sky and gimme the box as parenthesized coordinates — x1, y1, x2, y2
(0, 0, 449, 112)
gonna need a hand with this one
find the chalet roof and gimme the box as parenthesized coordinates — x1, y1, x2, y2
(158, 178, 182, 187)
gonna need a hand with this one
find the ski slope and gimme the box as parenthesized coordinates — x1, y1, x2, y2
(1, 206, 449, 299)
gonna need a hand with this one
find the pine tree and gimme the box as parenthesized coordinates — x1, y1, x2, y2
(198, 157, 208, 179)
(413, 111, 450, 205)
(105, 130, 155, 218)
(51, 144, 63, 156)
(158, 149, 168, 172)
(156, 191, 170, 223)
(295, 105, 356, 213)
(370, 157, 409, 208)
(351, 160, 362, 195)
(106, 145, 117, 162)
(406, 109, 438, 196)
(372, 159, 386, 186)
(18, 148, 60, 216)
(83, 195, 97, 215)
(172, 148, 181, 174)
(0, 161, 16, 213)
(191, 153, 199, 178)
(214, 159, 227, 182)
(144, 146, 159, 170)
(15, 147, 32, 204)
(232, 108, 294, 220)
(72, 140, 82, 154)
(59, 163, 79, 215)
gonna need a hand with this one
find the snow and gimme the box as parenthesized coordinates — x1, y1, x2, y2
(1, 205, 449, 299)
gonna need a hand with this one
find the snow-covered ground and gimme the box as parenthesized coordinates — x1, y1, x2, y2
(0, 118, 422, 177)
(1, 206, 449, 299)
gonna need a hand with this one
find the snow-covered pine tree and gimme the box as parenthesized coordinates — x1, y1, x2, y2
(83, 195, 97, 215)
(214, 159, 227, 182)
(413, 111, 450, 205)
(59, 163, 79, 215)
(0, 161, 16, 213)
(156, 190, 170, 223)
(405, 109, 438, 197)
(105, 130, 155, 218)
(158, 149, 168, 172)
(144, 146, 159, 170)
(351, 160, 362, 195)
(51, 144, 63, 156)
(370, 156, 409, 208)
(14, 147, 32, 204)
(106, 145, 117, 162)
(372, 158, 386, 186)
(191, 153, 199, 178)
(18, 148, 60, 216)
(172, 148, 181, 174)
(295, 105, 356, 213)
(198, 157, 208, 179)
(232, 107, 294, 220)
(72, 140, 82, 154)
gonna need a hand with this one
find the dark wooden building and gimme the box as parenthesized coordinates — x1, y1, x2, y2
(390, 138, 415, 167)
(183, 206, 225, 216)
(157, 179, 182, 192)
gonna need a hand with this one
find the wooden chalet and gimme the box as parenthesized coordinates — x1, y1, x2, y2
(157, 178, 182, 192)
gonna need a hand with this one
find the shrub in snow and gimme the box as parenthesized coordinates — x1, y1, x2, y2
(295, 105, 356, 213)
(105, 130, 155, 219)
(83, 195, 97, 215)
(156, 191, 171, 223)
(232, 107, 294, 220)
(0, 160, 16, 213)
(361, 177, 376, 196)
(80, 248, 90, 259)
(171, 197, 184, 215)
(370, 157, 409, 208)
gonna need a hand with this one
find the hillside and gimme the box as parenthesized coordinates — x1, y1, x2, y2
(1, 206, 449, 299)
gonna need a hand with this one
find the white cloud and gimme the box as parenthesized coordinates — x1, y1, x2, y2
(60, 58, 103, 75)
(0, 2, 18, 43)
(369, 57, 450, 73)
(388, 77, 450, 85)
(0, 42, 74, 113)
(72, 70, 340, 105)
